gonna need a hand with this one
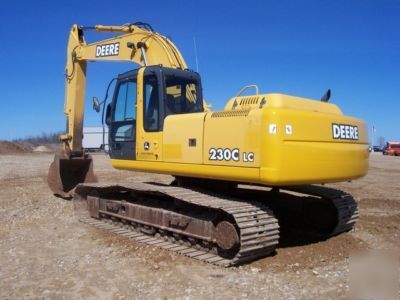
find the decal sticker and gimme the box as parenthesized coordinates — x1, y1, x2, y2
(209, 148, 240, 161)
(243, 152, 254, 162)
(269, 124, 277, 135)
(95, 42, 120, 57)
(209, 148, 254, 163)
(285, 125, 293, 135)
(332, 123, 359, 140)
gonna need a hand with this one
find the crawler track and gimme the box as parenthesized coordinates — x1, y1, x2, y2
(75, 182, 280, 266)
(74, 182, 358, 266)
(281, 185, 359, 236)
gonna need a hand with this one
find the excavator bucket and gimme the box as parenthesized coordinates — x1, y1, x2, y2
(48, 149, 97, 199)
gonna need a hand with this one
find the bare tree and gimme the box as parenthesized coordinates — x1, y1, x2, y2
(12, 132, 62, 146)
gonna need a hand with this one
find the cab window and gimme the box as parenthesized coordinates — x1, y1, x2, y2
(164, 75, 203, 116)
(112, 80, 136, 142)
(114, 80, 136, 122)
(143, 75, 160, 132)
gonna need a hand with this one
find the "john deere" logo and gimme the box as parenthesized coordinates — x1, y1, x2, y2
(95, 42, 120, 57)
(332, 123, 359, 140)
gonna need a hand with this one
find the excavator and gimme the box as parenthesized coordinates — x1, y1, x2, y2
(48, 23, 368, 266)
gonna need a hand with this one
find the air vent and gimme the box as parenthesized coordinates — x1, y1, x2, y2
(211, 110, 250, 118)
(239, 96, 259, 105)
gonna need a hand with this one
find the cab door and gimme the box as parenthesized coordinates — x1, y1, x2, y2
(136, 67, 164, 161)
(108, 74, 137, 160)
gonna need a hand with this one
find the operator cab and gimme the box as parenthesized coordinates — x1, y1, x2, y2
(105, 66, 203, 160)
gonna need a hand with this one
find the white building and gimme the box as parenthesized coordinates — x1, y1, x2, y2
(82, 127, 109, 151)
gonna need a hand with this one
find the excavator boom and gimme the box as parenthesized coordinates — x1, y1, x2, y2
(49, 23, 190, 197)
(63, 23, 187, 154)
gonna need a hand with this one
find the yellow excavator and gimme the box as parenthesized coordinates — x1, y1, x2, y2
(48, 23, 368, 266)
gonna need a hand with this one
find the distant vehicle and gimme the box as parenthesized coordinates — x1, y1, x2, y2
(373, 145, 383, 152)
(82, 127, 109, 152)
(382, 142, 400, 156)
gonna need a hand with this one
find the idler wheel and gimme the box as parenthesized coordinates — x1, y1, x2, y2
(215, 221, 239, 251)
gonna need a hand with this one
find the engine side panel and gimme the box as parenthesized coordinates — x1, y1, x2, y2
(259, 105, 369, 184)
(203, 110, 262, 167)
(163, 113, 206, 164)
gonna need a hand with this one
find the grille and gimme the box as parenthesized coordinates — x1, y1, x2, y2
(211, 110, 250, 118)
(239, 96, 259, 105)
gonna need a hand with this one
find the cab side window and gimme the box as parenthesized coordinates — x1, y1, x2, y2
(143, 75, 160, 132)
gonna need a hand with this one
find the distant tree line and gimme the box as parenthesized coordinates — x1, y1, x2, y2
(12, 132, 62, 146)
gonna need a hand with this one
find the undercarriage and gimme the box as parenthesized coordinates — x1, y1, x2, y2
(74, 180, 358, 266)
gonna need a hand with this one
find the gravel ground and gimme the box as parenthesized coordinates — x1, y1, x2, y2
(0, 152, 399, 299)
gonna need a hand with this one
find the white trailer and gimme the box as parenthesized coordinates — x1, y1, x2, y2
(82, 127, 109, 151)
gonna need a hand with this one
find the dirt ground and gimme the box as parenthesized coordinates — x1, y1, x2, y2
(0, 141, 31, 154)
(0, 151, 399, 299)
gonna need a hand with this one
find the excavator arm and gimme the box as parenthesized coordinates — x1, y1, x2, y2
(63, 23, 188, 154)
(49, 23, 190, 197)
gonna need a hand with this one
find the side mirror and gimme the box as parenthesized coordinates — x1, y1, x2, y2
(105, 104, 112, 126)
(92, 97, 101, 113)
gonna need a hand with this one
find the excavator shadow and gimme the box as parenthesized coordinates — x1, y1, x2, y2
(234, 187, 340, 248)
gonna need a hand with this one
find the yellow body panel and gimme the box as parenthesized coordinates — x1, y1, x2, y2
(112, 159, 260, 182)
(163, 113, 206, 163)
(203, 110, 261, 167)
(224, 93, 343, 114)
(259, 106, 368, 185)
(112, 93, 369, 186)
